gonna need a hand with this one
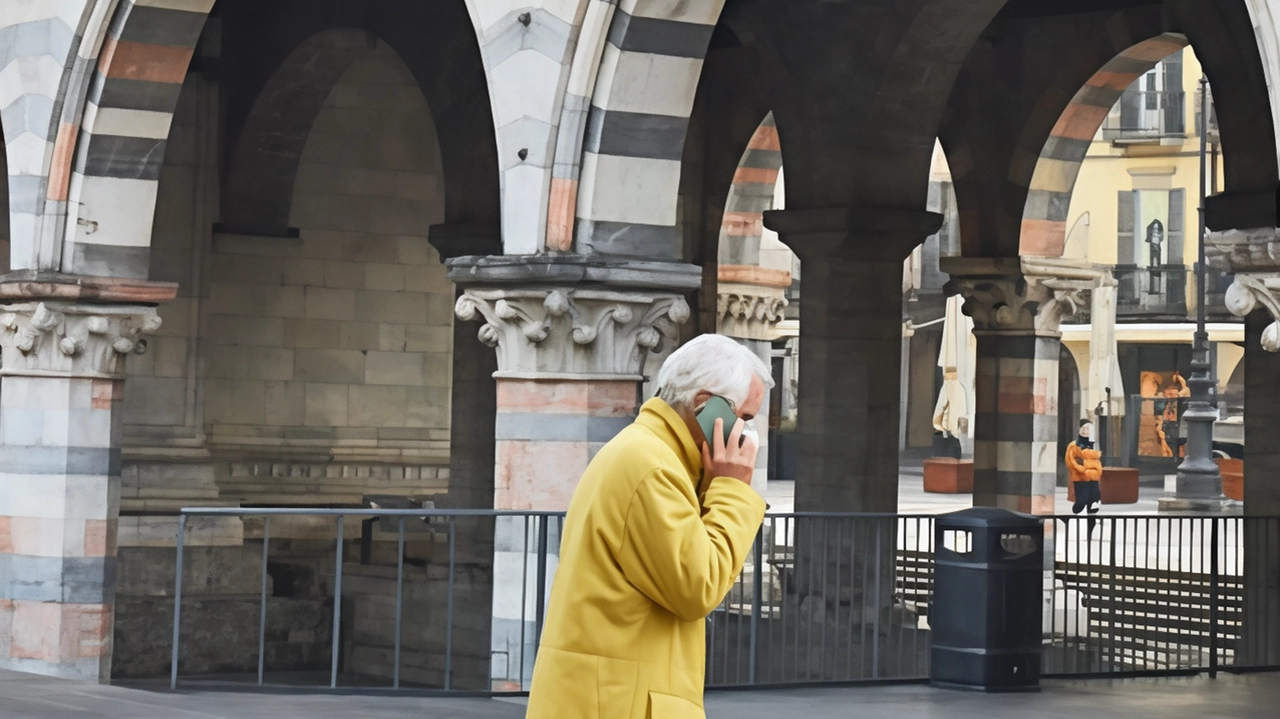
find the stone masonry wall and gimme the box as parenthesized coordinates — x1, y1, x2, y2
(112, 44, 461, 678)
(201, 42, 455, 500)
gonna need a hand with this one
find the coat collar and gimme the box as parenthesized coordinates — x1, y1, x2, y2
(635, 398, 703, 481)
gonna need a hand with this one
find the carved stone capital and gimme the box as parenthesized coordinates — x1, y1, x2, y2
(1205, 227, 1280, 273)
(717, 283, 788, 341)
(0, 302, 163, 378)
(945, 275, 1090, 335)
(1223, 273, 1280, 352)
(455, 288, 691, 377)
(942, 257, 1100, 335)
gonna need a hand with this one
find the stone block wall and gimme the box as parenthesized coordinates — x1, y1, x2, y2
(109, 44, 465, 678)
(201, 42, 454, 494)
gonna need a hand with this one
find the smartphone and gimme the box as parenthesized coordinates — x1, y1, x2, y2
(696, 395, 741, 449)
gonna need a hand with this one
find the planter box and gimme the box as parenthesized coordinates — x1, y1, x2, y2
(1217, 458, 1244, 501)
(1101, 467, 1139, 505)
(1068, 467, 1139, 505)
(923, 458, 973, 494)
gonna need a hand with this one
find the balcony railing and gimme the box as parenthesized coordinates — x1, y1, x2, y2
(1112, 265, 1232, 321)
(1102, 89, 1186, 141)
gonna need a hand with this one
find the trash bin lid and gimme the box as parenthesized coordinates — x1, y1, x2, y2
(936, 507, 1042, 530)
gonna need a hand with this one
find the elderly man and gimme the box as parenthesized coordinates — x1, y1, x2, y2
(526, 334, 772, 719)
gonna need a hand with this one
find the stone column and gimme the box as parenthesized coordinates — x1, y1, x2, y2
(943, 258, 1090, 515)
(716, 265, 791, 494)
(764, 207, 941, 512)
(0, 277, 171, 682)
(449, 255, 698, 690)
(1210, 227, 1280, 664)
(757, 208, 938, 679)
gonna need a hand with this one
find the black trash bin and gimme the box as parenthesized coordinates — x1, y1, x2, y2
(930, 508, 1044, 692)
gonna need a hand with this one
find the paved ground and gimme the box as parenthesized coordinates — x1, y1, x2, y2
(765, 475, 1173, 516)
(3, 670, 1277, 718)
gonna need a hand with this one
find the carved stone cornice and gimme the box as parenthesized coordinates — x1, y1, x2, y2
(454, 288, 690, 378)
(1205, 227, 1280, 273)
(717, 283, 788, 341)
(0, 301, 162, 378)
(1224, 273, 1280, 352)
(941, 258, 1097, 335)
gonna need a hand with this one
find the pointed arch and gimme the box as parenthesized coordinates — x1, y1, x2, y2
(63, 0, 215, 278)
(1020, 33, 1190, 257)
(572, 0, 728, 259)
(718, 113, 782, 268)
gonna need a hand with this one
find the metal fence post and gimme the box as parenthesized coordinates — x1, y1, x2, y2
(170, 514, 186, 690)
(535, 514, 549, 653)
(331, 515, 344, 689)
(445, 516, 456, 691)
(394, 517, 405, 689)
(749, 526, 763, 686)
(1210, 516, 1220, 679)
(258, 516, 270, 685)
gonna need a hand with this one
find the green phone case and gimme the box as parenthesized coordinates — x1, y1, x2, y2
(696, 396, 738, 448)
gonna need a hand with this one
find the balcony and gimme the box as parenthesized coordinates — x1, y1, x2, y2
(1063, 265, 1233, 325)
(1114, 264, 1231, 321)
(1101, 89, 1186, 143)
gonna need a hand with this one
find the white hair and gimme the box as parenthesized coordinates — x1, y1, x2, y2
(656, 334, 774, 410)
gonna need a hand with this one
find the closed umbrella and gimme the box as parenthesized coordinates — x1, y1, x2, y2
(933, 295, 976, 450)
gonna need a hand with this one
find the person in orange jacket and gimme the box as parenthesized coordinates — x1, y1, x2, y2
(1065, 419, 1103, 516)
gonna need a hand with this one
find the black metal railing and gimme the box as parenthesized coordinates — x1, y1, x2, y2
(1114, 265, 1233, 320)
(1103, 89, 1186, 140)
(167, 509, 1280, 694)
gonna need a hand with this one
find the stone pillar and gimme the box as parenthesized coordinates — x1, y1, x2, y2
(1210, 227, 1280, 664)
(0, 279, 171, 682)
(764, 208, 941, 513)
(449, 255, 698, 690)
(716, 265, 791, 494)
(757, 208, 938, 678)
(943, 258, 1090, 515)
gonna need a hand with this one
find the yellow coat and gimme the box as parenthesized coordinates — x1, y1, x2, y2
(525, 398, 766, 719)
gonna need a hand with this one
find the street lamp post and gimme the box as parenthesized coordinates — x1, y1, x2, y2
(1163, 76, 1224, 511)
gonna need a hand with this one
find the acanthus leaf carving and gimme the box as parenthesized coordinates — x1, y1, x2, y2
(1223, 273, 1280, 352)
(945, 275, 1089, 335)
(716, 286, 788, 341)
(454, 288, 691, 376)
(0, 302, 163, 378)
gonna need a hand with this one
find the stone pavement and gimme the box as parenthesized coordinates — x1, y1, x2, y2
(3, 670, 1278, 718)
(764, 475, 1171, 516)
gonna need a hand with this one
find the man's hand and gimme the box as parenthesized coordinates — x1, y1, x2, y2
(701, 417, 759, 486)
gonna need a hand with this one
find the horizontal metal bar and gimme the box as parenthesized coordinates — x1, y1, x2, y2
(179, 507, 568, 518)
(180, 506, 1277, 521)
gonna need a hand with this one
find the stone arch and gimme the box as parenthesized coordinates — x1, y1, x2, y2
(944, 1, 1277, 258)
(1, 121, 9, 274)
(572, 0, 728, 259)
(219, 29, 373, 237)
(1020, 33, 1190, 257)
(718, 113, 783, 268)
(1246, 0, 1280, 168)
(0, 0, 148, 273)
(62, 0, 215, 279)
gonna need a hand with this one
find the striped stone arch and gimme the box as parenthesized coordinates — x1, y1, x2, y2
(946, 1, 1276, 258)
(572, 0, 726, 260)
(1, 0, 122, 273)
(718, 113, 782, 267)
(1246, 0, 1280, 167)
(63, 0, 215, 279)
(1020, 33, 1190, 257)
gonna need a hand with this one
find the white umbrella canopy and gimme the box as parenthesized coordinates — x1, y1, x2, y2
(932, 295, 976, 445)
